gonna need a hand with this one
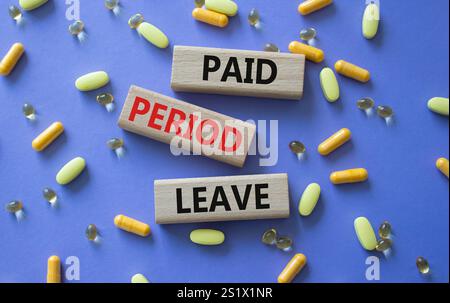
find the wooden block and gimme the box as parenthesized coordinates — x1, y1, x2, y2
(171, 46, 305, 100)
(154, 173, 290, 224)
(118, 85, 256, 167)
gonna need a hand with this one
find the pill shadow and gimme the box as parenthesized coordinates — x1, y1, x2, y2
(320, 140, 355, 164)
(301, 193, 326, 227)
(299, 3, 337, 21)
(37, 132, 68, 159)
(293, 263, 311, 283)
(63, 166, 90, 193)
(2, 52, 28, 84)
(25, 0, 55, 20)
(333, 179, 372, 193)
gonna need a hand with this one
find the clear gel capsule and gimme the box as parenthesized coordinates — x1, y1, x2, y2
(377, 105, 394, 125)
(105, 0, 120, 15)
(378, 221, 392, 239)
(248, 8, 261, 28)
(262, 228, 277, 245)
(289, 141, 306, 160)
(5, 200, 25, 221)
(86, 224, 100, 242)
(69, 20, 87, 42)
(357, 97, 374, 110)
(195, 0, 205, 8)
(128, 13, 144, 29)
(107, 138, 125, 158)
(43, 187, 58, 206)
(416, 257, 430, 274)
(96, 93, 115, 112)
(9, 5, 23, 24)
(264, 43, 280, 52)
(300, 28, 316, 44)
(22, 103, 36, 120)
(375, 238, 392, 252)
(276, 236, 293, 251)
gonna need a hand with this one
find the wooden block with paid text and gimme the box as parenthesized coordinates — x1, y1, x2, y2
(154, 173, 290, 224)
(171, 46, 305, 100)
(118, 85, 256, 167)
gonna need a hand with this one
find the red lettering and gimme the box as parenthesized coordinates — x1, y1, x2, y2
(220, 126, 242, 152)
(128, 97, 151, 122)
(164, 108, 186, 135)
(195, 119, 220, 146)
(148, 102, 168, 130)
(182, 114, 199, 140)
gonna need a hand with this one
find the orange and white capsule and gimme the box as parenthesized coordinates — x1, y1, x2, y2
(278, 253, 307, 283)
(318, 128, 351, 156)
(192, 8, 229, 28)
(47, 255, 61, 283)
(335, 60, 370, 83)
(298, 0, 333, 15)
(32, 122, 64, 151)
(114, 214, 151, 237)
(330, 168, 368, 184)
(436, 158, 449, 178)
(289, 41, 324, 63)
(0, 43, 25, 76)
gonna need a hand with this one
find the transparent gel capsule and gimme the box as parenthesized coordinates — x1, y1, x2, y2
(5, 200, 25, 221)
(86, 224, 100, 242)
(248, 8, 261, 28)
(105, 0, 120, 15)
(9, 5, 23, 24)
(43, 187, 58, 206)
(264, 43, 280, 52)
(107, 138, 125, 158)
(128, 13, 144, 29)
(416, 257, 430, 274)
(276, 236, 293, 252)
(69, 20, 87, 42)
(96, 93, 115, 112)
(377, 105, 394, 125)
(194, 0, 205, 8)
(22, 103, 36, 121)
(375, 238, 392, 252)
(289, 141, 306, 160)
(262, 228, 277, 245)
(357, 97, 375, 116)
(300, 28, 317, 45)
(378, 221, 392, 239)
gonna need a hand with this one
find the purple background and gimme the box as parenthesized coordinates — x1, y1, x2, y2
(0, 0, 448, 283)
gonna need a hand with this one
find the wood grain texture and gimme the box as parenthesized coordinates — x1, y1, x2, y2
(154, 173, 290, 224)
(118, 85, 256, 167)
(171, 46, 305, 100)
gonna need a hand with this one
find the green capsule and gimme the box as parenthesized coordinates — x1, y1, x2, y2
(378, 221, 392, 239)
(416, 257, 430, 274)
(248, 8, 260, 27)
(357, 97, 375, 110)
(289, 141, 306, 155)
(43, 187, 58, 204)
(276, 236, 292, 251)
(375, 238, 392, 252)
(128, 13, 144, 29)
(5, 200, 23, 213)
(97, 93, 115, 112)
(377, 105, 394, 118)
(86, 224, 98, 241)
(262, 228, 277, 245)
(22, 103, 36, 120)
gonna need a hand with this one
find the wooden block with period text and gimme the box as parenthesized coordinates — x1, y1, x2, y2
(118, 86, 256, 167)
(171, 46, 305, 100)
(154, 173, 290, 224)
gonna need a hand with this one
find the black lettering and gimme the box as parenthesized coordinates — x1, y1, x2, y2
(256, 59, 277, 84)
(210, 186, 232, 212)
(244, 58, 255, 84)
(193, 187, 208, 212)
(231, 184, 252, 210)
(203, 55, 221, 81)
(255, 183, 270, 209)
(221, 57, 243, 83)
(176, 188, 191, 214)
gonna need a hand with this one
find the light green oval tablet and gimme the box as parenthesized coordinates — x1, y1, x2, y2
(75, 71, 109, 92)
(299, 183, 321, 216)
(131, 273, 149, 283)
(56, 157, 86, 185)
(190, 229, 225, 245)
(428, 97, 449, 116)
(362, 3, 380, 39)
(354, 217, 377, 251)
(137, 22, 169, 49)
(19, 0, 48, 11)
(205, 0, 238, 17)
(320, 67, 340, 102)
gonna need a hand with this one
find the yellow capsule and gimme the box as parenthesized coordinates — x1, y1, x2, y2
(335, 60, 370, 83)
(288, 41, 324, 63)
(436, 158, 449, 178)
(298, 0, 333, 16)
(32, 122, 64, 152)
(0, 43, 25, 76)
(114, 214, 151, 237)
(192, 8, 229, 28)
(318, 128, 351, 156)
(330, 168, 368, 184)
(47, 255, 61, 283)
(278, 253, 307, 283)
